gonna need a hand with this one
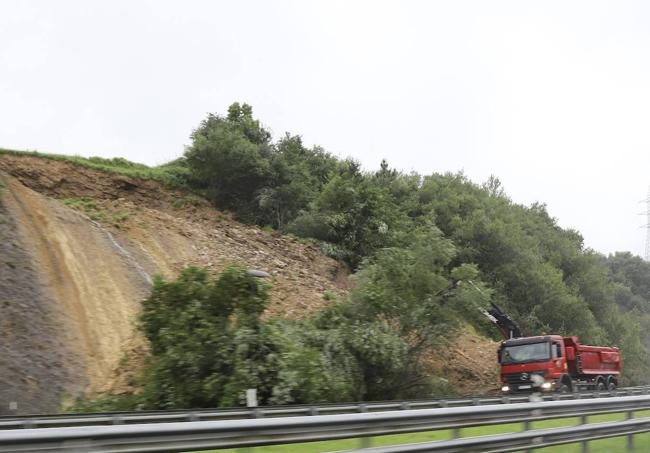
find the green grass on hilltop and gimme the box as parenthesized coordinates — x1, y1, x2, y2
(0, 148, 189, 189)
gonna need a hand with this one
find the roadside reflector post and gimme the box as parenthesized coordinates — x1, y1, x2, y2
(238, 389, 258, 453)
(246, 388, 258, 408)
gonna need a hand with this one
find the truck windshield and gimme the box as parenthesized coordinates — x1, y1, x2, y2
(501, 342, 550, 364)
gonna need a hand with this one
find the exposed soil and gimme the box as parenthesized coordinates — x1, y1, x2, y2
(0, 155, 352, 316)
(0, 176, 149, 402)
(0, 182, 86, 414)
(425, 330, 501, 396)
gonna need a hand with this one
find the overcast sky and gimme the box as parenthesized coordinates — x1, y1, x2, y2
(2, 1, 650, 257)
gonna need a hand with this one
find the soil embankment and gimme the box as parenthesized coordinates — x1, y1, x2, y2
(0, 181, 86, 414)
(0, 154, 351, 413)
(426, 331, 501, 395)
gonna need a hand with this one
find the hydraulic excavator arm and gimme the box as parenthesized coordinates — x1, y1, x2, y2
(460, 279, 524, 340)
(437, 279, 524, 340)
(481, 302, 523, 339)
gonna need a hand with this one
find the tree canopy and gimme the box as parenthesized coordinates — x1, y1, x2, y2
(179, 103, 650, 386)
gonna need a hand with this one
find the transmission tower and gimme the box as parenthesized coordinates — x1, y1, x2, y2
(644, 187, 650, 261)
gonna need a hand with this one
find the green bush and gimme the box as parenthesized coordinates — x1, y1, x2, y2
(132, 266, 352, 409)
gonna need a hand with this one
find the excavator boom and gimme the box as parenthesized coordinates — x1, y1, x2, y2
(482, 302, 523, 339)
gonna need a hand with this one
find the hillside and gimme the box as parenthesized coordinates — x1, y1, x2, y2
(0, 153, 356, 413)
(4, 104, 650, 413)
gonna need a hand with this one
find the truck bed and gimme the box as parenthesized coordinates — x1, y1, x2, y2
(565, 337, 621, 375)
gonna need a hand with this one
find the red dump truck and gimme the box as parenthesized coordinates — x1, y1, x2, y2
(481, 301, 622, 393)
(498, 335, 621, 393)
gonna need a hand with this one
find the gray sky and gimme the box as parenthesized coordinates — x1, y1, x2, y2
(2, 0, 650, 257)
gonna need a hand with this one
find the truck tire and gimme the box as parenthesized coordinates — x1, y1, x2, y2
(606, 376, 617, 391)
(557, 383, 570, 393)
(596, 376, 606, 391)
(557, 376, 572, 393)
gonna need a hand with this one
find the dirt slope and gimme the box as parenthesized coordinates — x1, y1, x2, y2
(0, 154, 350, 413)
(0, 188, 86, 414)
(426, 331, 501, 396)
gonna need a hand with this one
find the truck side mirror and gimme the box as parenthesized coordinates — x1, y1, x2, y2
(565, 346, 576, 360)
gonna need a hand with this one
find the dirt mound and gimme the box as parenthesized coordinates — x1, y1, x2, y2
(425, 330, 501, 396)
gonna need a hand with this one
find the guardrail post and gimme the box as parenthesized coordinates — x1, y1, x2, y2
(112, 416, 124, 425)
(22, 420, 36, 429)
(580, 415, 589, 453)
(358, 404, 372, 448)
(523, 420, 532, 453)
(626, 411, 634, 451)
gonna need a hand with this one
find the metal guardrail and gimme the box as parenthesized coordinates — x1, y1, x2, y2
(1, 394, 650, 452)
(352, 418, 650, 452)
(2, 386, 650, 430)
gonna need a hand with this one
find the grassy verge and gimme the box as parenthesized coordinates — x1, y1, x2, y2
(194, 410, 650, 453)
(0, 148, 188, 189)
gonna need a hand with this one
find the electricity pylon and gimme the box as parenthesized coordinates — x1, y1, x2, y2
(642, 187, 650, 261)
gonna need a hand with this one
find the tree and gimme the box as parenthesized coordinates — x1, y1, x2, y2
(288, 162, 409, 267)
(311, 225, 488, 400)
(184, 104, 272, 222)
(138, 266, 342, 408)
(258, 134, 338, 229)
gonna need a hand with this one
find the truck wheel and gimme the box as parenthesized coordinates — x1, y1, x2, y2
(557, 383, 570, 393)
(606, 376, 617, 391)
(596, 377, 606, 391)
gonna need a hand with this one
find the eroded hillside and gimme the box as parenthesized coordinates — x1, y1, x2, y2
(0, 154, 351, 413)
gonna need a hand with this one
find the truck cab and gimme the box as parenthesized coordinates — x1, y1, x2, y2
(499, 335, 568, 392)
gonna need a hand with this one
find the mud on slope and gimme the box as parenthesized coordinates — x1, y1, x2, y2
(1, 175, 150, 410)
(0, 180, 86, 414)
(0, 154, 352, 407)
(425, 331, 501, 396)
